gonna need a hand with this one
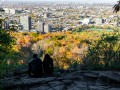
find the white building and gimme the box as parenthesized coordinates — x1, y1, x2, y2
(82, 18, 92, 25)
(4, 8, 9, 13)
(20, 16, 31, 31)
(9, 9, 16, 14)
(95, 18, 102, 25)
(44, 24, 52, 33)
(44, 13, 49, 18)
(3, 8, 18, 14)
(37, 21, 44, 33)
(95, 18, 106, 25)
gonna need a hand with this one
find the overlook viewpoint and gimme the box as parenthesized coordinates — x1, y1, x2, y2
(0, 0, 120, 90)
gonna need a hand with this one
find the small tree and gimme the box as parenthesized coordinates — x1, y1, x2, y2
(0, 19, 14, 60)
(0, 19, 14, 77)
(82, 34, 120, 70)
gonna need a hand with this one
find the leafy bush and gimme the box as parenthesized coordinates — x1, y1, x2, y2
(0, 19, 18, 78)
(82, 33, 120, 70)
(0, 30, 14, 60)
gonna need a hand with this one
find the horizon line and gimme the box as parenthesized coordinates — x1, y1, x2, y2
(5, 1, 116, 4)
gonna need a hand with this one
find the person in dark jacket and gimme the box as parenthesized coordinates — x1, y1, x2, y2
(43, 54, 54, 74)
(28, 54, 43, 77)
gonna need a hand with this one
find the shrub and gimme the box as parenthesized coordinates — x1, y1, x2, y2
(82, 33, 120, 70)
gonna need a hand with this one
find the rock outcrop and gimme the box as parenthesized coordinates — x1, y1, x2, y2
(1, 70, 120, 90)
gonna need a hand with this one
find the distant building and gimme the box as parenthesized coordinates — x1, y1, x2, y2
(0, 8, 5, 14)
(4, 8, 9, 13)
(37, 21, 44, 33)
(44, 24, 52, 33)
(0, 20, 9, 30)
(20, 16, 31, 31)
(58, 12, 65, 16)
(44, 13, 49, 18)
(3, 8, 19, 14)
(9, 9, 16, 14)
(82, 18, 92, 25)
(37, 21, 52, 33)
(3, 21, 9, 30)
(95, 18, 102, 25)
(102, 19, 106, 24)
(95, 18, 106, 25)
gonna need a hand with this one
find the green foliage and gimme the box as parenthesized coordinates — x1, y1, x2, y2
(51, 35, 65, 40)
(31, 33, 39, 37)
(0, 59, 22, 78)
(82, 33, 120, 70)
(0, 84, 3, 90)
(72, 27, 83, 33)
(70, 61, 79, 70)
(0, 19, 3, 29)
(0, 61, 12, 78)
(45, 47, 54, 55)
(0, 50, 25, 78)
(0, 30, 14, 60)
(54, 41, 61, 46)
(0, 19, 16, 78)
(0, 19, 14, 60)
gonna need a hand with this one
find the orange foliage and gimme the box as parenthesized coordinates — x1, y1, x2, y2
(59, 46, 66, 54)
(8, 30, 114, 69)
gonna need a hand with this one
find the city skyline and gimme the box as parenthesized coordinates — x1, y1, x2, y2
(4, 0, 118, 4)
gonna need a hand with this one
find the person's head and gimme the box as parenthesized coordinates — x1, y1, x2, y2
(44, 54, 50, 59)
(33, 54, 38, 58)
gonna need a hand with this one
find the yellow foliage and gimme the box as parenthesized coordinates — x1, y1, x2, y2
(63, 64, 69, 70)
(66, 52, 72, 58)
(12, 45, 20, 52)
(59, 47, 66, 54)
(8, 30, 116, 69)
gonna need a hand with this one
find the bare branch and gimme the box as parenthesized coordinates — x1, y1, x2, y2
(113, 0, 120, 13)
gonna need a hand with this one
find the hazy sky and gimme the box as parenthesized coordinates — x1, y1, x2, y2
(6, 0, 118, 3)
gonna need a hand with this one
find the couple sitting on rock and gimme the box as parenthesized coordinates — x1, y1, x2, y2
(28, 53, 54, 77)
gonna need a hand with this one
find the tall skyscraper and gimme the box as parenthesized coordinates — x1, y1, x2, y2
(20, 16, 31, 31)
(37, 21, 52, 33)
(44, 24, 52, 33)
(37, 21, 44, 33)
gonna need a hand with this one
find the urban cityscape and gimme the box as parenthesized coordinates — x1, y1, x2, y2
(0, 0, 120, 33)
